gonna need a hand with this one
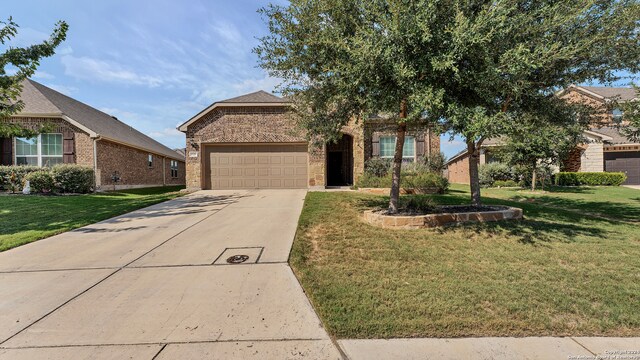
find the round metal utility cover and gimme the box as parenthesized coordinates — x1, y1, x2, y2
(226, 255, 250, 264)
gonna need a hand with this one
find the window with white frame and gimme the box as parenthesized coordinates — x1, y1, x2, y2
(15, 134, 63, 167)
(170, 160, 178, 178)
(379, 136, 415, 160)
(148, 154, 153, 167)
(612, 108, 624, 124)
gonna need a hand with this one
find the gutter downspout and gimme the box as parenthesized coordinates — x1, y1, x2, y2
(162, 156, 166, 186)
(92, 136, 101, 192)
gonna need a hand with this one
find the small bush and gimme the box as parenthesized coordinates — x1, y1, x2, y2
(0, 166, 42, 192)
(422, 152, 447, 173)
(403, 172, 449, 194)
(399, 196, 436, 213)
(25, 171, 55, 193)
(51, 165, 94, 193)
(555, 172, 627, 186)
(479, 162, 516, 187)
(364, 158, 392, 177)
(356, 172, 392, 188)
(493, 180, 519, 188)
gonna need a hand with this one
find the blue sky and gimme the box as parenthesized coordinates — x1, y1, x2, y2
(4, 1, 635, 158)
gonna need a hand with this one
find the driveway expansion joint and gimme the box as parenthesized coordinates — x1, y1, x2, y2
(570, 337, 597, 356)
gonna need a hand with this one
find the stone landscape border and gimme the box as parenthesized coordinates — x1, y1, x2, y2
(363, 205, 523, 229)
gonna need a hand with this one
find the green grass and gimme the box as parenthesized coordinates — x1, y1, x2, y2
(291, 185, 640, 338)
(0, 186, 185, 251)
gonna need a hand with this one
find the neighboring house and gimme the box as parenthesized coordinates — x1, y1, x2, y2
(445, 85, 640, 185)
(177, 90, 440, 190)
(0, 79, 186, 189)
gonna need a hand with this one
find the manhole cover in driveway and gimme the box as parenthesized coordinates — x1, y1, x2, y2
(226, 255, 250, 264)
(214, 247, 263, 265)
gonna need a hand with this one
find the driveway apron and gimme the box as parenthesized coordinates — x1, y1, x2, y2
(0, 189, 342, 360)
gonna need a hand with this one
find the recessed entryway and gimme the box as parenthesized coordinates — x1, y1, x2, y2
(326, 133, 354, 186)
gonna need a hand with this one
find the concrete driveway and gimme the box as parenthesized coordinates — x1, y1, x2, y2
(0, 190, 342, 359)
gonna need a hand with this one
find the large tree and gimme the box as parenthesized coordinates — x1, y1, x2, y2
(256, 0, 640, 208)
(1, 17, 68, 137)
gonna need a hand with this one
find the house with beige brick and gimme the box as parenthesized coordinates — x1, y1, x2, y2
(445, 85, 640, 185)
(178, 91, 440, 190)
(0, 79, 186, 189)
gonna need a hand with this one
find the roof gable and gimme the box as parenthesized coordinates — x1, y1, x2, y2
(178, 90, 289, 132)
(16, 80, 183, 160)
(568, 85, 638, 101)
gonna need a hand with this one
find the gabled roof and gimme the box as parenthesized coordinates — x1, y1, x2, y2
(178, 90, 289, 132)
(15, 80, 183, 160)
(566, 85, 638, 101)
(588, 126, 638, 145)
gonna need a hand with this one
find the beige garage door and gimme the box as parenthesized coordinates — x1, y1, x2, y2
(204, 144, 308, 189)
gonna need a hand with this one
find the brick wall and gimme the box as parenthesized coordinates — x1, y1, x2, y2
(96, 139, 185, 189)
(447, 154, 470, 184)
(560, 89, 619, 127)
(185, 106, 305, 189)
(6, 116, 93, 166)
(163, 157, 186, 186)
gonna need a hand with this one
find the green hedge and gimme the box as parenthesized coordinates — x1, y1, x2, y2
(0, 165, 94, 193)
(0, 166, 41, 192)
(356, 170, 449, 194)
(555, 172, 627, 186)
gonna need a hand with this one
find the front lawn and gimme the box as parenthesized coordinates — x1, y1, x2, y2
(291, 185, 640, 338)
(0, 186, 185, 251)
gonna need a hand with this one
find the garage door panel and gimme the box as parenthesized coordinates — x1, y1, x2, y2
(205, 144, 308, 189)
(604, 151, 640, 185)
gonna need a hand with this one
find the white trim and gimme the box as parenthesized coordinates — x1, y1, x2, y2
(60, 115, 98, 138)
(379, 135, 417, 160)
(14, 133, 64, 167)
(178, 102, 290, 132)
(584, 130, 614, 141)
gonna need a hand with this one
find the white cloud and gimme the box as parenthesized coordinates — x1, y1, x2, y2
(61, 55, 164, 87)
(149, 128, 183, 138)
(441, 137, 467, 159)
(32, 71, 55, 80)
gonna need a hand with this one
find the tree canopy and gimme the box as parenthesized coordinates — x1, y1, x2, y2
(0, 17, 68, 137)
(256, 0, 640, 206)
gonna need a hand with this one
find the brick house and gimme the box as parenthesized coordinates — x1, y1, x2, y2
(0, 79, 186, 189)
(177, 91, 440, 190)
(445, 85, 640, 185)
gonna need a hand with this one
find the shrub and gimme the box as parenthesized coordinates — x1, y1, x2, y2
(364, 158, 392, 177)
(493, 180, 519, 188)
(25, 171, 55, 193)
(51, 165, 94, 193)
(399, 196, 436, 213)
(555, 172, 627, 186)
(422, 152, 447, 173)
(0, 166, 42, 192)
(356, 172, 392, 188)
(479, 162, 516, 187)
(403, 172, 449, 194)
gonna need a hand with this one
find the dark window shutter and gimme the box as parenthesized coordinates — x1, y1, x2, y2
(1, 138, 12, 165)
(416, 136, 425, 157)
(63, 130, 75, 164)
(372, 133, 380, 156)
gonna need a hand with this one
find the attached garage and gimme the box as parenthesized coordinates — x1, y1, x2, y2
(605, 151, 640, 185)
(204, 144, 308, 189)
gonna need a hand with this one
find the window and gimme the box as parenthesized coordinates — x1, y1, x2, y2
(379, 136, 415, 160)
(612, 108, 624, 124)
(170, 160, 178, 178)
(15, 134, 63, 167)
(148, 154, 153, 167)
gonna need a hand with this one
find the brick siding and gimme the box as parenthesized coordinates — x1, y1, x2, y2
(95, 139, 185, 189)
(447, 154, 471, 184)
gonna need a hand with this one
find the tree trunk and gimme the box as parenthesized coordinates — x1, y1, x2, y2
(388, 101, 408, 213)
(467, 140, 482, 207)
(531, 162, 537, 192)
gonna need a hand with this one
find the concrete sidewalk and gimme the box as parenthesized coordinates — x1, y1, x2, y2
(339, 337, 640, 360)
